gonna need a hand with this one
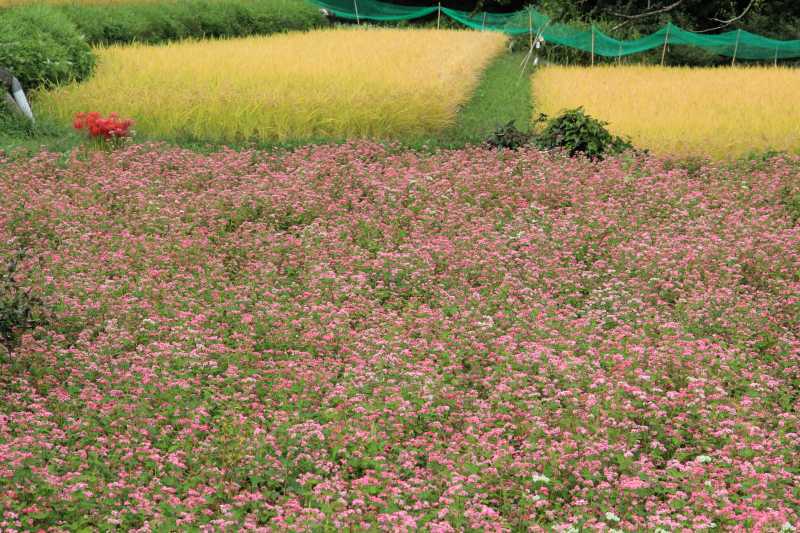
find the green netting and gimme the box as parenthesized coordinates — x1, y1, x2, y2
(312, 0, 435, 21)
(309, 0, 800, 59)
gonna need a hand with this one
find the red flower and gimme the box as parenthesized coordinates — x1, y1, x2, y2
(73, 111, 134, 140)
(73, 112, 86, 130)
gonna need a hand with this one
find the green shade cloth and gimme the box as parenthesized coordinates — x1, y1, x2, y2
(309, 0, 800, 59)
(313, 0, 436, 21)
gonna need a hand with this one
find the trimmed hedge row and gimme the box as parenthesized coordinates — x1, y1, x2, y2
(61, 0, 325, 45)
(0, 0, 325, 92)
(0, 5, 94, 90)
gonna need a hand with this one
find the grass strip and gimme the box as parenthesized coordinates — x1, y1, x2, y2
(414, 50, 535, 148)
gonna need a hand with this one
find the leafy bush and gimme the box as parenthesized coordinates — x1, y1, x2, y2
(0, 250, 46, 349)
(536, 107, 632, 160)
(58, 0, 326, 45)
(0, 5, 94, 89)
(485, 120, 532, 150)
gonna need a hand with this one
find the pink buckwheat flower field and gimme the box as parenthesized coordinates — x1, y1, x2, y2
(1, 143, 799, 531)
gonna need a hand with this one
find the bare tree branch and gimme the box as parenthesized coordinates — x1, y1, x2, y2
(610, 18, 633, 32)
(693, 0, 756, 32)
(607, 0, 757, 34)
(610, 0, 684, 20)
(712, 0, 756, 24)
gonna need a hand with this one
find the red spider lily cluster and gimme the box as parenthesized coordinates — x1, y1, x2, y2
(73, 112, 134, 139)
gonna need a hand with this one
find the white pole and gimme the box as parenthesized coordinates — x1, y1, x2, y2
(529, 9, 533, 49)
(437, 2, 441, 30)
(661, 24, 670, 66)
(731, 29, 741, 66)
(10, 78, 34, 122)
(354, 0, 360, 24)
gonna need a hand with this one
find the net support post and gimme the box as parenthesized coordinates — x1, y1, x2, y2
(731, 29, 741, 66)
(529, 8, 533, 49)
(660, 23, 670, 66)
(354, 0, 360, 24)
(437, 2, 441, 29)
(482, 12, 486, 31)
(591, 25, 595, 66)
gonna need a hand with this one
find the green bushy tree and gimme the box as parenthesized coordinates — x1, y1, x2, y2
(58, 0, 326, 46)
(0, 5, 94, 90)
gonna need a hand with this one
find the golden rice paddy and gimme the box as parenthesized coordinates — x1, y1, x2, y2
(532, 65, 800, 158)
(38, 29, 507, 142)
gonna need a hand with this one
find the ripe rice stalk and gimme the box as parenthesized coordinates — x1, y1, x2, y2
(38, 29, 507, 142)
(532, 65, 800, 159)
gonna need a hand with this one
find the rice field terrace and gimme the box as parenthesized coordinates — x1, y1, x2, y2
(38, 29, 506, 143)
(532, 65, 800, 159)
(1, 143, 799, 530)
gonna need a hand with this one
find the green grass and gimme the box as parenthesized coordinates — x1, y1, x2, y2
(435, 50, 535, 147)
(0, 113, 81, 156)
(0, 49, 535, 155)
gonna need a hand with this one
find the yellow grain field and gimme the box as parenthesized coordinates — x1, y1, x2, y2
(532, 65, 800, 158)
(38, 29, 507, 142)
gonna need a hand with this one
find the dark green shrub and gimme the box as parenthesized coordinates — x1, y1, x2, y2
(485, 120, 532, 150)
(0, 5, 94, 89)
(0, 250, 46, 349)
(536, 107, 632, 160)
(59, 0, 326, 45)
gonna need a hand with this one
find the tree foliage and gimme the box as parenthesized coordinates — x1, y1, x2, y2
(513, 0, 799, 39)
(541, 0, 797, 37)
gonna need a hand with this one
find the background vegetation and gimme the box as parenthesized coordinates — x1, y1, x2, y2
(0, 5, 94, 89)
(341, 0, 800, 66)
(534, 0, 800, 66)
(58, 0, 325, 45)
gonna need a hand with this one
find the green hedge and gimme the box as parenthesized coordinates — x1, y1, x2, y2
(58, 0, 326, 45)
(0, 5, 94, 90)
(0, 0, 324, 91)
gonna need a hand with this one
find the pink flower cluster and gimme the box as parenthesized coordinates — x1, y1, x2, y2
(0, 143, 798, 531)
